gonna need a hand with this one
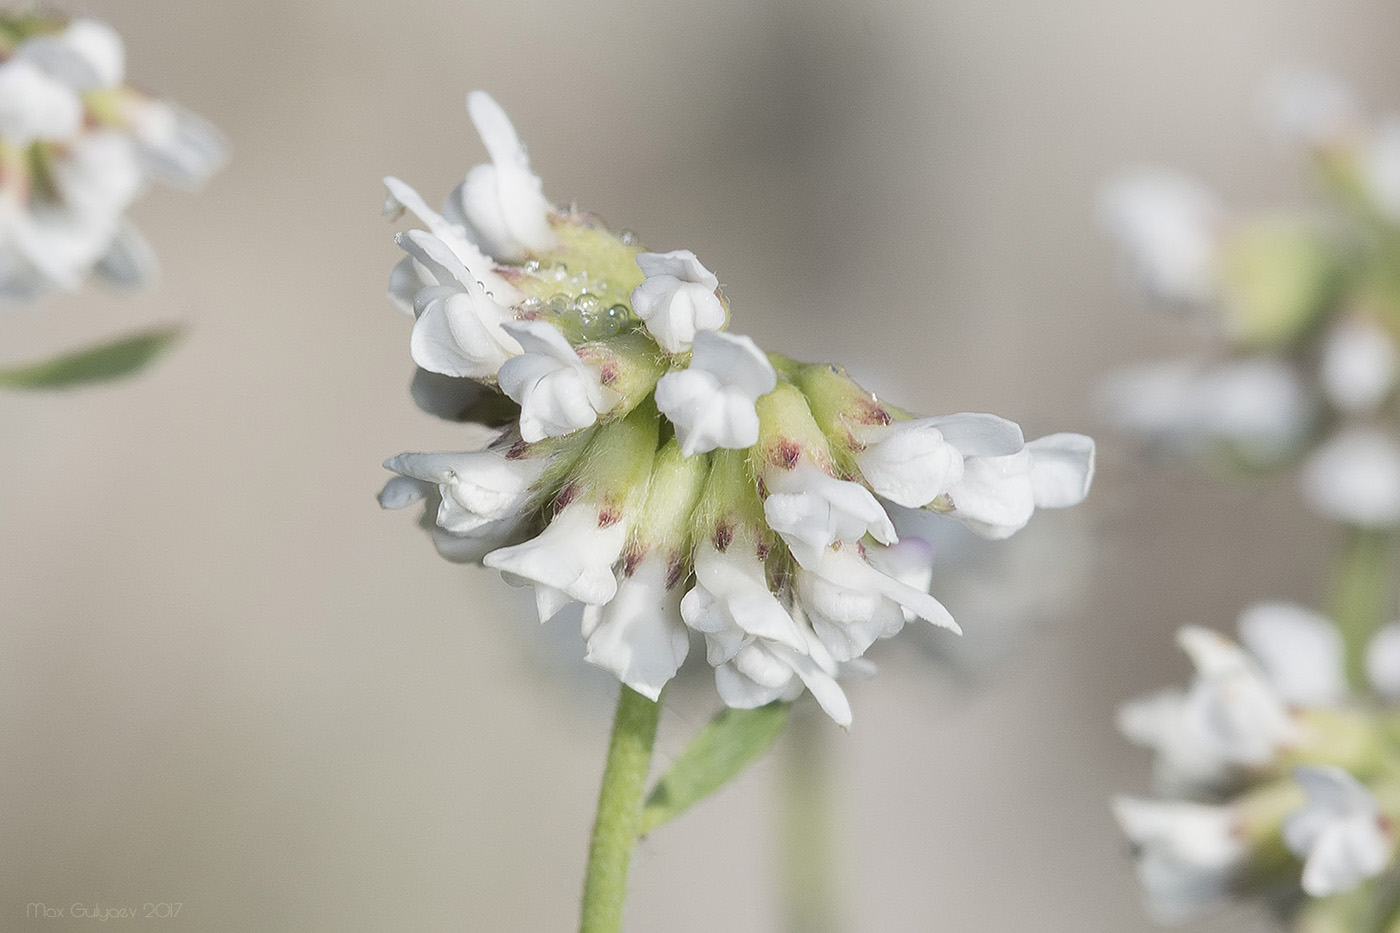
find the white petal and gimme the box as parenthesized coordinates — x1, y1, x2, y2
(483, 503, 627, 608)
(1112, 797, 1245, 924)
(17, 18, 125, 89)
(93, 221, 157, 290)
(924, 412, 1025, 457)
(1237, 601, 1346, 708)
(941, 449, 1036, 540)
(1367, 624, 1400, 700)
(128, 100, 229, 190)
(1098, 168, 1223, 308)
(631, 250, 725, 353)
(1262, 69, 1360, 149)
(1027, 433, 1096, 508)
(764, 465, 897, 569)
(1285, 766, 1392, 897)
(0, 59, 82, 145)
(854, 420, 963, 508)
(582, 560, 689, 700)
(1361, 116, 1400, 224)
(656, 330, 775, 456)
(457, 91, 557, 260)
(1299, 428, 1400, 528)
(1320, 316, 1397, 414)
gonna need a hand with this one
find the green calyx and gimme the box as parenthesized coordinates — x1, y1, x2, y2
(568, 399, 661, 516)
(753, 381, 837, 481)
(579, 330, 669, 421)
(1218, 216, 1342, 349)
(692, 448, 769, 552)
(789, 362, 894, 475)
(631, 439, 711, 562)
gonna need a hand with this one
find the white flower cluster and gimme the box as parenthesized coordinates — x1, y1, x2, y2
(1099, 74, 1400, 528)
(0, 14, 226, 301)
(1115, 604, 1400, 923)
(378, 92, 1096, 724)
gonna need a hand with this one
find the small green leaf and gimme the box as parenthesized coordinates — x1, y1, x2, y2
(640, 701, 789, 835)
(0, 326, 180, 389)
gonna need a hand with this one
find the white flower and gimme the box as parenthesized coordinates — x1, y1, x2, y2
(853, 412, 1023, 509)
(630, 249, 726, 353)
(581, 557, 690, 701)
(1299, 427, 1400, 528)
(714, 632, 852, 728)
(1320, 316, 1397, 413)
(763, 462, 897, 569)
(382, 447, 546, 535)
(797, 543, 959, 662)
(1261, 69, 1360, 150)
(383, 176, 516, 312)
(452, 91, 557, 261)
(1284, 766, 1392, 897)
(1360, 115, 1400, 224)
(482, 501, 628, 623)
(496, 320, 621, 441)
(0, 59, 82, 146)
(16, 18, 125, 90)
(1098, 168, 1223, 309)
(681, 536, 807, 666)
(1099, 355, 1313, 467)
(939, 433, 1095, 540)
(396, 229, 523, 380)
(123, 98, 228, 190)
(376, 474, 527, 565)
(1237, 602, 1347, 708)
(1112, 797, 1247, 924)
(1118, 626, 1297, 794)
(654, 330, 776, 457)
(1367, 623, 1400, 701)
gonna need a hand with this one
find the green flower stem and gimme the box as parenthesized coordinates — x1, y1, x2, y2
(779, 709, 841, 933)
(580, 685, 661, 933)
(1330, 528, 1397, 694)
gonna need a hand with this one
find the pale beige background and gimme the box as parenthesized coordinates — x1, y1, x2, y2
(1, 1, 1395, 930)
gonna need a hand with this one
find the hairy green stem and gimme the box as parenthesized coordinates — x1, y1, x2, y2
(1330, 529, 1396, 694)
(779, 709, 841, 933)
(580, 686, 661, 933)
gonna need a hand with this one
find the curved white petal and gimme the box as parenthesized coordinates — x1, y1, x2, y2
(581, 559, 689, 700)
(631, 249, 725, 353)
(1098, 168, 1223, 309)
(655, 331, 775, 457)
(764, 463, 897, 569)
(497, 320, 619, 441)
(1299, 428, 1400, 528)
(17, 18, 125, 90)
(1285, 766, 1392, 897)
(482, 503, 627, 614)
(854, 419, 964, 508)
(0, 59, 82, 145)
(1112, 797, 1245, 924)
(1237, 601, 1346, 708)
(1027, 433, 1096, 508)
(456, 91, 557, 260)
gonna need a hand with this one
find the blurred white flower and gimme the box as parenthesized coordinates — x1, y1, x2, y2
(1261, 69, 1360, 150)
(1113, 797, 1247, 924)
(0, 15, 224, 301)
(1119, 626, 1297, 794)
(1299, 427, 1400, 528)
(1098, 168, 1223, 310)
(1285, 766, 1392, 897)
(1237, 602, 1347, 709)
(1320, 315, 1397, 414)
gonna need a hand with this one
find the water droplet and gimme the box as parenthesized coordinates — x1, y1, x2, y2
(550, 262, 569, 282)
(547, 293, 571, 314)
(620, 229, 639, 246)
(523, 259, 541, 274)
(520, 296, 542, 313)
(576, 294, 603, 316)
(603, 305, 629, 336)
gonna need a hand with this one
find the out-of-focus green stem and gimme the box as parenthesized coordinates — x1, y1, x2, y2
(579, 686, 660, 933)
(779, 709, 841, 933)
(1330, 529, 1396, 694)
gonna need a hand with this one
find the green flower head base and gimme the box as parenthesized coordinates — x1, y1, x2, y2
(379, 91, 1096, 726)
(0, 13, 226, 301)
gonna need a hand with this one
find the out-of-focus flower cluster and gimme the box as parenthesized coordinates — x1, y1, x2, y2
(1115, 604, 1400, 926)
(0, 13, 225, 302)
(1099, 73, 1400, 530)
(378, 92, 1096, 725)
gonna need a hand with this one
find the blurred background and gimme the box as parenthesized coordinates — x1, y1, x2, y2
(3, 0, 1398, 929)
